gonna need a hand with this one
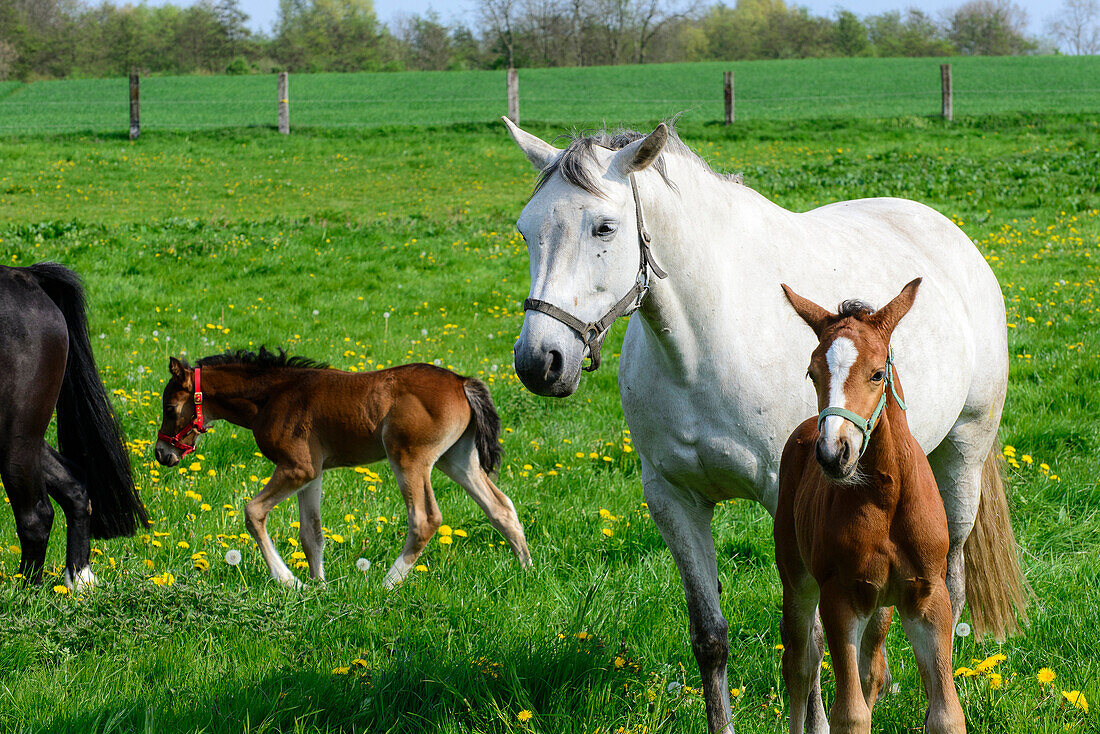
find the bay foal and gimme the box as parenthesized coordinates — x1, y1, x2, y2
(154, 349, 531, 588)
(775, 279, 965, 734)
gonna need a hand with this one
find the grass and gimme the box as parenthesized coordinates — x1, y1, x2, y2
(0, 109, 1098, 733)
(2, 55, 1100, 134)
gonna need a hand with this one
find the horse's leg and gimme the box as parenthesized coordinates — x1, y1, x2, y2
(382, 450, 442, 589)
(644, 470, 731, 734)
(928, 437, 984, 624)
(41, 444, 95, 591)
(296, 476, 325, 582)
(819, 585, 871, 734)
(437, 433, 531, 567)
(244, 463, 316, 588)
(858, 606, 892, 712)
(897, 583, 965, 734)
(1, 449, 54, 584)
(780, 572, 824, 734)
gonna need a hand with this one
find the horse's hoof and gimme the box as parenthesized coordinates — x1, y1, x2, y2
(66, 566, 97, 593)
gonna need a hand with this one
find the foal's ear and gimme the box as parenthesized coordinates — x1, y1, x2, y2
(869, 277, 922, 338)
(168, 357, 192, 387)
(781, 284, 834, 337)
(501, 116, 559, 171)
(611, 123, 669, 177)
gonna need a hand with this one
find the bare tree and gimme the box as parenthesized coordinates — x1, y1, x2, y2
(634, 0, 697, 63)
(480, 0, 519, 67)
(1047, 0, 1100, 54)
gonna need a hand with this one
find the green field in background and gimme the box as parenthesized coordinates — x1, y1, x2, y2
(1, 55, 1099, 134)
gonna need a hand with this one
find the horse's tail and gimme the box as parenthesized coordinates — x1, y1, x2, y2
(963, 443, 1031, 641)
(462, 378, 502, 476)
(28, 263, 149, 539)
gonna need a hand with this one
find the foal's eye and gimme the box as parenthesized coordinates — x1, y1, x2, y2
(594, 221, 617, 238)
(871, 370, 885, 383)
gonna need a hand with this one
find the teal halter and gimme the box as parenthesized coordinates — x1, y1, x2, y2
(816, 348, 906, 458)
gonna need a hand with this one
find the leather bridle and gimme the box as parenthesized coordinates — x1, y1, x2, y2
(523, 172, 667, 372)
(157, 366, 207, 455)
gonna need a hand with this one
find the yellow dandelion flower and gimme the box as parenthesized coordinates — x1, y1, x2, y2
(1063, 690, 1089, 712)
(52, 585, 69, 595)
(517, 710, 533, 722)
(439, 535, 453, 545)
(614, 656, 625, 668)
(601, 528, 614, 537)
(731, 688, 741, 698)
(1038, 668, 1056, 684)
(454, 529, 467, 538)
(332, 667, 350, 675)
(414, 564, 427, 572)
(989, 673, 1003, 689)
(974, 653, 1006, 673)
(439, 525, 453, 536)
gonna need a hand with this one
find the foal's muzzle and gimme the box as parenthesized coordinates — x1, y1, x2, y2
(154, 441, 182, 467)
(815, 436, 857, 481)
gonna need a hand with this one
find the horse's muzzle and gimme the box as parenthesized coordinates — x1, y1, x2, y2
(815, 436, 857, 481)
(513, 319, 584, 397)
(154, 441, 181, 467)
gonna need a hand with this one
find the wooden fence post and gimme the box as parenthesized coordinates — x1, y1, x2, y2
(278, 71, 289, 134)
(129, 71, 139, 140)
(941, 63, 953, 122)
(724, 71, 734, 125)
(507, 68, 519, 124)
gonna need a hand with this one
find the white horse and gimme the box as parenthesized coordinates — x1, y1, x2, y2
(504, 119, 1027, 734)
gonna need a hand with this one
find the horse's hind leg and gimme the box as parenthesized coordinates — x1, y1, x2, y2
(858, 606, 893, 712)
(383, 450, 442, 589)
(1, 449, 54, 584)
(42, 444, 95, 591)
(297, 477, 325, 581)
(437, 432, 531, 568)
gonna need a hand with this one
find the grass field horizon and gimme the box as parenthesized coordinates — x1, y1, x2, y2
(0, 92, 1098, 732)
(1, 55, 1099, 135)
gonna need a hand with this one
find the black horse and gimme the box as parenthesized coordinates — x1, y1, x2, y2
(0, 263, 147, 589)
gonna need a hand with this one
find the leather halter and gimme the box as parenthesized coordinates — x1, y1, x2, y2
(523, 172, 668, 372)
(157, 366, 207, 455)
(817, 348, 906, 458)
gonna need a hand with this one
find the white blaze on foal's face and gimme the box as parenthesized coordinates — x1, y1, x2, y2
(820, 336, 859, 454)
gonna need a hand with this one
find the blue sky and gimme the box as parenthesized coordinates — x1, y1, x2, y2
(222, 0, 1054, 37)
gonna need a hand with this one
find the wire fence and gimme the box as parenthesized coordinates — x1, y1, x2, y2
(0, 57, 1097, 135)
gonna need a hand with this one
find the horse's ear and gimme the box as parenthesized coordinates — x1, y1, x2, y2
(501, 116, 559, 171)
(782, 284, 834, 337)
(611, 123, 669, 177)
(869, 278, 922, 338)
(169, 357, 192, 388)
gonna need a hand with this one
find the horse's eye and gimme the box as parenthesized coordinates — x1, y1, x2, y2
(871, 370, 885, 383)
(594, 221, 617, 238)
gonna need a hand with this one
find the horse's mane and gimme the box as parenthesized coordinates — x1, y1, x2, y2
(534, 123, 741, 198)
(837, 300, 877, 319)
(195, 346, 329, 371)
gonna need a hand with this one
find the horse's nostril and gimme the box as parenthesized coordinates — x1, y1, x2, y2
(544, 349, 564, 381)
(815, 439, 829, 466)
(838, 441, 851, 465)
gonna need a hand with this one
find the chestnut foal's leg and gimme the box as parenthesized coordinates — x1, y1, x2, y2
(819, 586, 872, 734)
(898, 583, 966, 734)
(437, 433, 531, 568)
(245, 463, 318, 588)
(297, 477, 325, 581)
(858, 607, 893, 711)
(779, 573, 826, 734)
(383, 449, 442, 589)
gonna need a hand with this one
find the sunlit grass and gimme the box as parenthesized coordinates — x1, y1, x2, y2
(0, 112, 1097, 732)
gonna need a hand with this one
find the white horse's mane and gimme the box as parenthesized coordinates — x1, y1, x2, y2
(534, 124, 742, 198)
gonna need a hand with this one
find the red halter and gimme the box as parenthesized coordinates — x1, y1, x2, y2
(157, 367, 207, 455)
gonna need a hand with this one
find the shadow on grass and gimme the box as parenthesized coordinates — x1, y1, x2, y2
(44, 637, 647, 734)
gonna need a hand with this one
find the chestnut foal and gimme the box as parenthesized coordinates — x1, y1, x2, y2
(775, 279, 965, 734)
(154, 348, 531, 588)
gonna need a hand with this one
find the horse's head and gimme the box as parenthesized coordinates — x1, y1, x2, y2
(504, 118, 669, 397)
(154, 357, 204, 467)
(782, 278, 921, 481)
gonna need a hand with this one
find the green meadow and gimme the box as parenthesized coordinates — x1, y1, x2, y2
(0, 78, 1098, 733)
(1, 55, 1099, 134)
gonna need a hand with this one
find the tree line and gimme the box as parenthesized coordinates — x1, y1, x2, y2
(0, 0, 1096, 81)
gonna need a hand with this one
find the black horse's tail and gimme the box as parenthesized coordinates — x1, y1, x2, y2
(29, 263, 149, 538)
(462, 378, 503, 476)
